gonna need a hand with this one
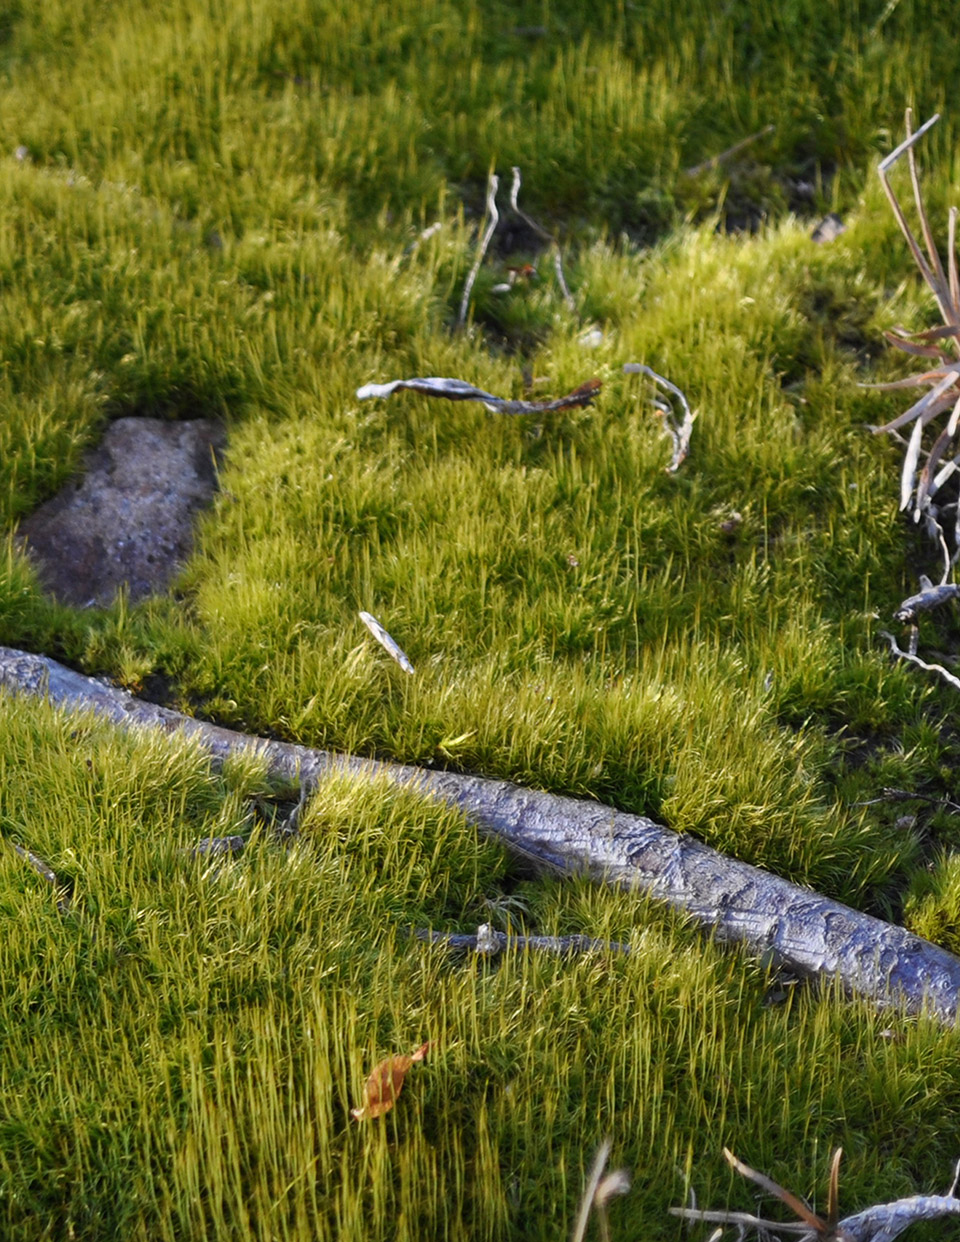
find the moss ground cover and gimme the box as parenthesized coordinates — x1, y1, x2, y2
(3, 1, 960, 1237)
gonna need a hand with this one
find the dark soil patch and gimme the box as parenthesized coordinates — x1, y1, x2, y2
(17, 416, 226, 607)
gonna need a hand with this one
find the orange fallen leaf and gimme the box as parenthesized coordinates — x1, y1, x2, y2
(351, 1041, 432, 1121)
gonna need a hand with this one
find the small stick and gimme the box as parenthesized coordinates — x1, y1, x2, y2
(458, 171, 499, 329)
(851, 788, 960, 815)
(358, 611, 415, 675)
(623, 364, 697, 471)
(684, 123, 775, 177)
(880, 629, 960, 692)
(669, 1206, 813, 1233)
(509, 166, 576, 313)
(570, 1139, 612, 1242)
(414, 927, 631, 957)
(10, 842, 71, 913)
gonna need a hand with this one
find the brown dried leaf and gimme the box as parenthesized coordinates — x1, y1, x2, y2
(351, 1042, 432, 1122)
(883, 330, 946, 360)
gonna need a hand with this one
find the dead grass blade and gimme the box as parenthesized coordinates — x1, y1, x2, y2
(870, 112, 960, 535)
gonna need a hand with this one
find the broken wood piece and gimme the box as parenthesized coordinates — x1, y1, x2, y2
(356, 374, 601, 415)
(810, 213, 846, 244)
(414, 926, 631, 957)
(358, 611, 415, 675)
(1, 646, 960, 1021)
(893, 576, 960, 622)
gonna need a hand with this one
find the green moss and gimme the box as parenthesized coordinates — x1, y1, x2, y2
(3, 0, 960, 1236)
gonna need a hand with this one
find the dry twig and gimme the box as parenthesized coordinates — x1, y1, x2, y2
(458, 171, 500, 328)
(672, 1147, 960, 1242)
(568, 1140, 630, 1242)
(414, 926, 631, 957)
(893, 574, 960, 622)
(509, 166, 577, 313)
(358, 610, 415, 675)
(357, 374, 601, 415)
(8, 840, 72, 913)
(683, 124, 775, 177)
(623, 363, 697, 471)
(879, 629, 960, 693)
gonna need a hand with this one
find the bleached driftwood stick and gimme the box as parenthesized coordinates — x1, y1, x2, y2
(358, 611, 415, 674)
(357, 374, 601, 415)
(414, 926, 630, 957)
(2, 646, 960, 1021)
(893, 576, 960, 623)
(879, 629, 960, 693)
(623, 363, 697, 471)
(458, 171, 499, 328)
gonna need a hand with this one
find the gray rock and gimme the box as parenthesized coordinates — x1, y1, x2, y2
(17, 416, 226, 607)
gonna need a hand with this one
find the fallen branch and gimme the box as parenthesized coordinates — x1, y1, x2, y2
(458, 170, 499, 328)
(623, 363, 697, 471)
(672, 1147, 960, 1242)
(356, 374, 601, 415)
(414, 925, 630, 957)
(2, 646, 960, 1021)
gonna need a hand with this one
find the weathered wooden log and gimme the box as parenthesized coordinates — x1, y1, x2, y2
(1, 645, 959, 1021)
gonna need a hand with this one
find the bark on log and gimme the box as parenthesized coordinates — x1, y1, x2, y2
(1, 646, 959, 1022)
